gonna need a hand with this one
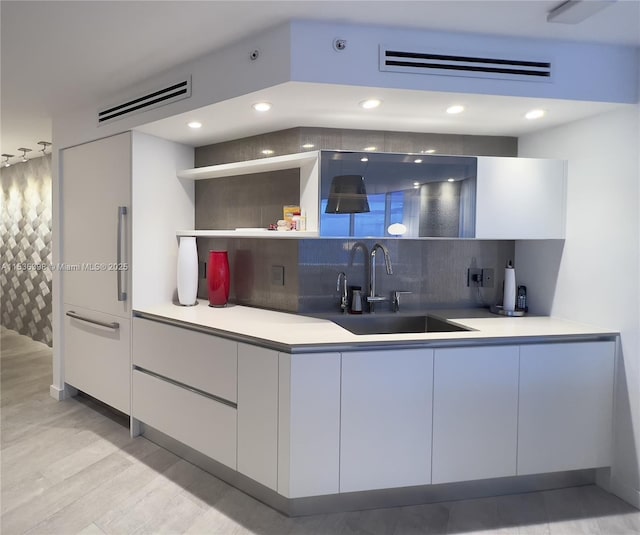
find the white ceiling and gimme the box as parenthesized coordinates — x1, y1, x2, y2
(2, 0, 639, 157)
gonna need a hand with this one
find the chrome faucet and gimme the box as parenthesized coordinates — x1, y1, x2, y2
(391, 290, 412, 313)
(336, 271, 348, 313)
(367, 243, 393, 312)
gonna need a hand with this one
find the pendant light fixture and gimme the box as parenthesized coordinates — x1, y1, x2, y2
(2, 154, 14, 167)
(325, 175, 371, 214)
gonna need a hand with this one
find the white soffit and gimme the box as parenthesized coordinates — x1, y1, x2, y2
(135, 81, 624, 146)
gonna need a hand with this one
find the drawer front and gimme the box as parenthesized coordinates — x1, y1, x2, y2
(133, 318, 237, 403)
(132, 369, 237, 470)
(63, 304, 131, 414)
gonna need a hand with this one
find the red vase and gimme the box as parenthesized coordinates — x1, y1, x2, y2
(207, 250, 230, 307)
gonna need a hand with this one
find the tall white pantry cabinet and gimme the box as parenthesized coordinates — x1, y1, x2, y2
(60, 131, 194, 413)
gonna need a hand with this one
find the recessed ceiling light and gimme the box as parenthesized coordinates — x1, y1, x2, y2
(360, 157, 369, 162)
(413, 185, 420, 189)
(446, 105, 465, 115)
(447, 178, 455, 182)
(252, 102, 272, 112)
(187, 121, 202, 129)
(364, 146, 377, 151)
(422, 149, 436, 154)
(413, 181, 420, 186)
(525, 109, 546, 120)
(261, 149, 274, 155)
(414, 158, 423, 164)
(302, 143, 315, 149)
(359, 99, 382, 109)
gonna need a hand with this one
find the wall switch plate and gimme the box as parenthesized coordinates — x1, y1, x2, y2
(271, 265, 285, 286)
(482, 268, 495, 288)
(467, 268, 483, 287)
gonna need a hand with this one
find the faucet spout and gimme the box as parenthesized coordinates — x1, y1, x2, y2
(368, 243, 393, 312)
(336, 271, 348, 313)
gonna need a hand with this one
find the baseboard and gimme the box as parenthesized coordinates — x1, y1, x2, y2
(141, 423, 597, 517)
(610, 475, 640, 509)
(49, 383, 77, 401)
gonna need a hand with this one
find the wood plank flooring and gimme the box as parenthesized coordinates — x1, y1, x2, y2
(2, 326, 639, 534)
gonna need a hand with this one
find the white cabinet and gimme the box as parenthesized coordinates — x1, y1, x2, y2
(278, 352, 341, 498)
(60, 132, 193, 413)
(63, 304, 131, 414)
(132, 317, 237, 403)
(475, 156, 566, 239)
(131, 319, 238, 469)
(340, 349, 433, 493)
(237, 343, 279, 490)
(518, 341, 615, 475)
(432, 346, 519, 484)
(176, 152, 565, 240)
(132, 369, 237, 469)
(62, 132, 132, 318)
(61, 133, 132, 412)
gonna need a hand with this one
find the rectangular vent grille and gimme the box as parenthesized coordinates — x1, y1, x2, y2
(380, 46, 552, 82)
(98, 77, 192, 125)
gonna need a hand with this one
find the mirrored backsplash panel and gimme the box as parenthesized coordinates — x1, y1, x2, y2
(319, 151, 477, 238)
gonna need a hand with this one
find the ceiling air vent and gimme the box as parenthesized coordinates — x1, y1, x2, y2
(380, 46, 552, 83)
(98, 77, 192, 125)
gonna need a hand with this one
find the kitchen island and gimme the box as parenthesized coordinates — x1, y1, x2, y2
(131, 302, 617, 515)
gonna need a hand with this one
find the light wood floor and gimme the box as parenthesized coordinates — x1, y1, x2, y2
(1, 326, 639, 535)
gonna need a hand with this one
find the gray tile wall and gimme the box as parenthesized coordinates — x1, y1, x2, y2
(298, 239, 514, 314)
(0, 155, 53, 345)
(196, 237, 299, 312)
(195, 170, 299, 230)
(193, 127, 518, 314)
(195, 127, 517, 166)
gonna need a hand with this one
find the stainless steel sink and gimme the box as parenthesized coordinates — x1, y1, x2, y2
(328, 314, 471, 335)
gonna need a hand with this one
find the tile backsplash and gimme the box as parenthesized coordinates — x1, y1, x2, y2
(196, 237, 514, 314)
(195, 169, 299, 230)
(197, 238, 299, 312)
(193, 127, 517, 314)
(298, 239, 514, 314)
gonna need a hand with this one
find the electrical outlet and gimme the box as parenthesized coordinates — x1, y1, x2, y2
(271, 265, 285, 286)
(482, 268, 495, 288)
(467, 268, 483, 287)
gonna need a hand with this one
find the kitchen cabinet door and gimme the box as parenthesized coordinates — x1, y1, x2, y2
(61, 132, 131, 317)
(518, 341, 615, 475)
(132, 317, 237, 403)
(237, 343, 279, 490)
(132, 369, 236, 469)
(64, 304, 130, 414)
(340, 349, 433, 493)
(475, 157, 566, 239)
(278, 352, 341, 498)
(432, 345, 519, 484)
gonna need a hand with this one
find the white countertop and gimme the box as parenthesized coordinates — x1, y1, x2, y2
(134, 301, 618, 352)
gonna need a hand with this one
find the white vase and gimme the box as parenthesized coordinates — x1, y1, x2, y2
(177, 237, 198, 306)
(503, 260, 516, 312)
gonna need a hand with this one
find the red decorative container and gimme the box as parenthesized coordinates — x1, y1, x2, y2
(207, 250, 230, 307)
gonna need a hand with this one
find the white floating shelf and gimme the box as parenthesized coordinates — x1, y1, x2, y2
(177, 230, 320, 239)
(177, 150, 320, 234)
(177, 151, 320, 180)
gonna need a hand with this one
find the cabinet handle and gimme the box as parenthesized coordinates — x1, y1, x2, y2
(117, 206, 127, 302)
(66, 310, 120, 330)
